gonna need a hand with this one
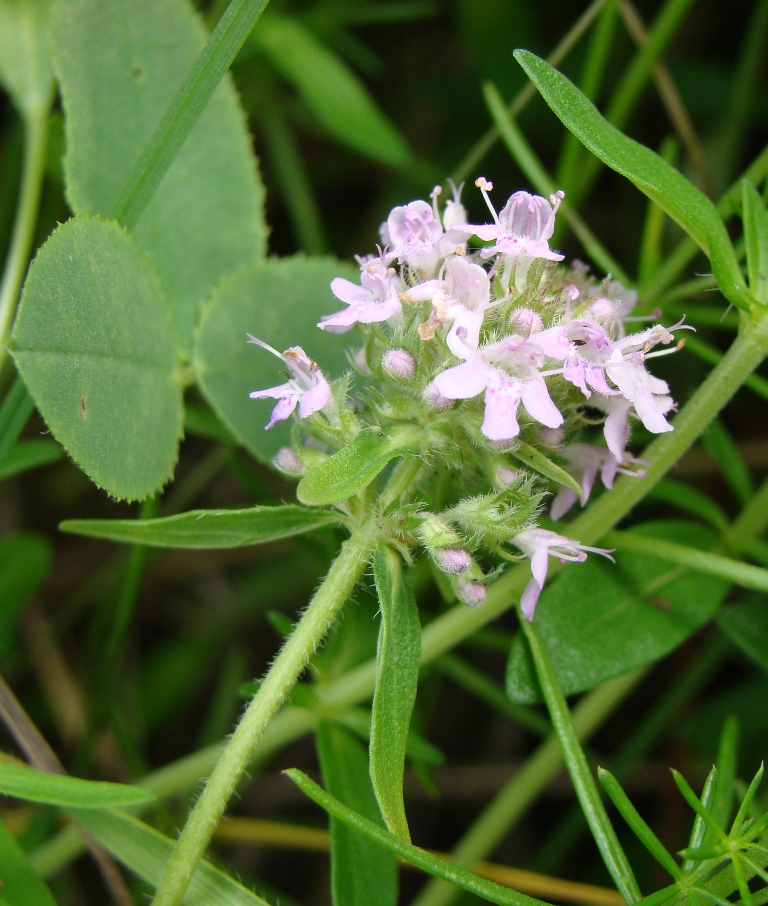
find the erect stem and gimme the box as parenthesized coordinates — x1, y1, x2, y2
(151, 526, 376, 906)
(0, 105, 49, 370)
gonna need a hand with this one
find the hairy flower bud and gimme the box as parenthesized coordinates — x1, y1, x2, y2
(458, 580, 486, 607)
(423, 384, 455, 411)
(433, 547, 472, 575)
(510, 307, 543, 335)
(273, 447, 304, 475)
(382, 348, 417, 381)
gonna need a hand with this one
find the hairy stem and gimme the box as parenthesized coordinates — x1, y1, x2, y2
(151, 526, 375, 906)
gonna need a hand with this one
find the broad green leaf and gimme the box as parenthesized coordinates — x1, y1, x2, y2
(0, 0, 54, 118)
(53, 0, 267, 356)
(194, 257, 358, 463)
(297, 427, 422, 506)
(717, 596, 768, 674)
(316, 721, 398, 906)
(509, 441, 582, 495)
(0, 532, 51, 651)
(0, 439, 63, 481)
(0, 762, 154, 808)
(61, 504, 340, 548)
(70, 808, 271, 906)
(285, 768, 550, 906)
(743, 180, 768, 305)
(520, 618, 641, 905)
(507, 522, 730, 703)
(513, 50, 752, 313)
(0, 815, 57, 906)
(370, 545, 421, 841)
(253, 16, 411, 167)
(11, 216, 183, 500)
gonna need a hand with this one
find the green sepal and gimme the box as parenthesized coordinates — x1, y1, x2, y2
(508, 441, 582, 495)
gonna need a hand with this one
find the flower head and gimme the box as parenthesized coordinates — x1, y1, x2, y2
(512, 527, 614, 620)
(248, 335, 330, 430)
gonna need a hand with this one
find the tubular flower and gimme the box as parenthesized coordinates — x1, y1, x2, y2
(319, 252, 403, 332)
(513, 528, 614, 620)
(248, 336, 330, 430)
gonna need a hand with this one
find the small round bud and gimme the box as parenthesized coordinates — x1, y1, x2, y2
(423, 384, 455, 411)
(496, 466, 518, 488)
(589, 297, 617, 320)
(538, 427, 564, 447)
(434, 547, 472, 575)
(273, 447, 304, 475)
(458, 580, 486, 607)
(510, 307, 543, 335)
(382, 348, 417, 381)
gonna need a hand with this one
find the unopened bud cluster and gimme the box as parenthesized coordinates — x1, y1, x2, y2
(250, 179, 689, 619)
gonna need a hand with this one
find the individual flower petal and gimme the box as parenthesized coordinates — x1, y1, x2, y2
(431, 357, 492, 400)
(482, 371, 524, 440)
(520, 375, 563, 429)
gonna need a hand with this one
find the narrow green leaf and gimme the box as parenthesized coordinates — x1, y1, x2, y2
(520, 618, 641, 905)
(370, 545, 421, 841)
(598, 767, 681, 879)
(334, 706, 444, 766)
(0, 815, 57, 906)
(0, 533, 52, 651)
(0, 762, 154, 808)
(0, 439, 63, 481)
(703, 419, 753, 507)
(743, 180, 768, 305)
(605, 531, 768, 594)
(682, 767, 719, 873)
(513, 50, 752, 312)
(102, 0, 271, 234)
(0, 376, 34, 466)
(53, 0, 268, 356)
(316, 721, 398, 906)
(507, 522, 729, 703)
(284, 768, 553, 906)
(718, 598, 768, 674)
(194, 257, 359, 463)
(60, 505, 339, 548)
(11, 216, 183, 500)
(297, 428, 422, 507)
(0, 0, 54, 118)
(647, 479, 729, 531)
(710, 717, 739, 833)
(254, 16, 411, 166)
(730, 763, 765, 836)
(508, 441, 582, 495)
(70, 807, 271, 905)
(671, 770, 726, 840)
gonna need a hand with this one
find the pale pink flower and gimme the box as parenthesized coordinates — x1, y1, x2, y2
(319, 253, 403, 332)
(512, 528, 614, 620)
(454, 179, 565, 262)
(550, 443, 646, 520)
(430, 334, 563, 441)
(383, 186, 467, 276)
(248, 336, 330, 430)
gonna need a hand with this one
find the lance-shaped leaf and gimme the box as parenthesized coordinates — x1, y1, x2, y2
(297, 426, 422, 506)
(0, 814, 57, 906)
(285, 768, 552, 906)
(509, 441, 581, 495)
(0, 762, 154, 808)
(61, 505, 339, 548)
(514, 50, 752, 312)
(52, 0, 267, 356)
(11, 216, 183, 500)
(743, 180, 768, 306)
(316, 721, 398, 906)
(370, 545, 421, 841)
(253, 16, 411, 167)
(70, 808, 271, 906)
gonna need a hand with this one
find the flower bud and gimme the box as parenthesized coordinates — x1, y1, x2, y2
(433, 547, 472, 575)
(510, 307, 543, 335)
(589, 297, 617, 320)
(458, 580, 486, 607)
(382, 348, 417, 381)
(423, 384, 455, 411)
(273, 447, 304, 475)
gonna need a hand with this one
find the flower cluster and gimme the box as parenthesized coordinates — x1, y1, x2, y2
(249, 179, 688, 619)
